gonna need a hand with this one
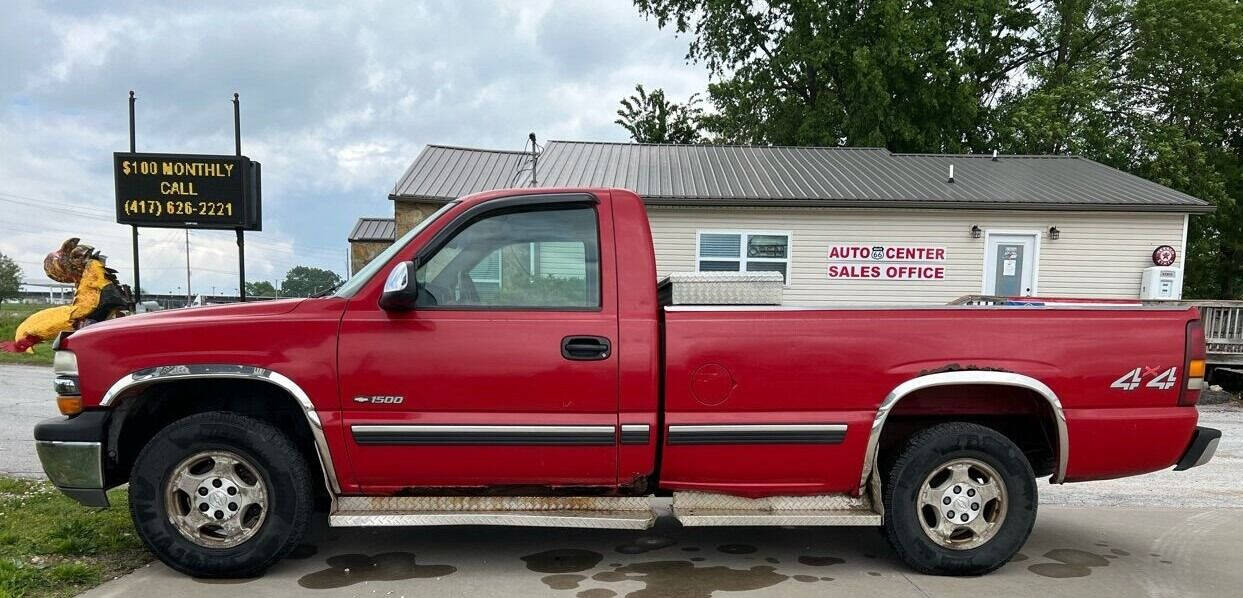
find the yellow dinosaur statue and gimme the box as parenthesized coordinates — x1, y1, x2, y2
(2, 238, 134, 353)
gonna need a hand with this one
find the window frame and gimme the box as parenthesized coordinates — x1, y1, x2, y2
(413, 198, 603, 311)
(695, 229, 793, 286)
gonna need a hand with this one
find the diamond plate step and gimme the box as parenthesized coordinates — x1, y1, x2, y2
(330, 509, 656, 529)
(330, 496, 655, 529)
(672, 491, 882, 527)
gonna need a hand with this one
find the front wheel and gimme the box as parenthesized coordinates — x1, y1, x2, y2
(129, 411, 314, 577)
(882, 422, 1037, 575)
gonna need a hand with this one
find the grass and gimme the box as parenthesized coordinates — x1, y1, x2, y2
(0, 478, 148, 598)
(0, 305, 55, 366)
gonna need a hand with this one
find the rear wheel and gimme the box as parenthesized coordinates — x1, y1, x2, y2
(882, 422, 1036, 575)
(129, 411, 313, 577)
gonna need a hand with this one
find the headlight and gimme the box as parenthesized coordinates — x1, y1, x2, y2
(52, 351, 82, 415)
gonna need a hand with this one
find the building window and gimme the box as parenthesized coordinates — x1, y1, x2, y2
(696, 231, 791, 283)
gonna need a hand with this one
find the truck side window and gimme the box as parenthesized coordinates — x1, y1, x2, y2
(415, 206, 600, 308)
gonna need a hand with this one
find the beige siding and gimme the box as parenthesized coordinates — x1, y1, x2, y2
(646, 206, 1187, 306)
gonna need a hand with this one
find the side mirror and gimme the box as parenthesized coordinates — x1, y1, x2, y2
(379, 261, 419, 311)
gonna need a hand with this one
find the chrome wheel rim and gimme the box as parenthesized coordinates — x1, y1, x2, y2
(164, 450, 268, 548)
(916, 457, 1007, 550)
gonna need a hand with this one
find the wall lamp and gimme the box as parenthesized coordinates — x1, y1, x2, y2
(1049, 226, 1060, 240)
(970, 225, 982, 239)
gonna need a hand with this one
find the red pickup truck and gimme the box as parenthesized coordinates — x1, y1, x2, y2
(35, 187, 1220, 578)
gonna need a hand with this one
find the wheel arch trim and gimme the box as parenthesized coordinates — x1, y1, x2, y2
(861, 371, 1069, 493)
(100, 364, 341, 495)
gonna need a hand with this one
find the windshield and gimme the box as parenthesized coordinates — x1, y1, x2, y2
(333, 201, 458, 298)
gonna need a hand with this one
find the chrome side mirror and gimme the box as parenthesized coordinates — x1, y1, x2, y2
(379, 261, 418, 311)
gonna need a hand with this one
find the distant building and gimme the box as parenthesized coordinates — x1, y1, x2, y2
(349, 141, 1213, 305)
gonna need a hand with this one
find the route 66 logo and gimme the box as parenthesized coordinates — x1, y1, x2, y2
(871, 246, 884, 260)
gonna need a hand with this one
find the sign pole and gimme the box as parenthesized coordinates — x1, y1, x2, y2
(233, 93, 246, 302)
(128, 91, 141, 302)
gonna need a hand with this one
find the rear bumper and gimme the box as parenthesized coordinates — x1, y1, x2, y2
(1174, 426, 1221, 471)
(33, 411, 110, 507)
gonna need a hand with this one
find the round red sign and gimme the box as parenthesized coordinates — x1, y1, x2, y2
(1152, 245, 1177, 266)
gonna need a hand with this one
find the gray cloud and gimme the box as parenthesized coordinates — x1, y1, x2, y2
(0, 0, 707, 294)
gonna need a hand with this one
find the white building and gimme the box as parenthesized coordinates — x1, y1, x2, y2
(350, 141, 1212, 306)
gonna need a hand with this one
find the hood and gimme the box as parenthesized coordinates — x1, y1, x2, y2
(78, 297, 306, 334)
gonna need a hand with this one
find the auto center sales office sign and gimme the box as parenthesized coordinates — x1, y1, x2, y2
(827, 243, 947, 280)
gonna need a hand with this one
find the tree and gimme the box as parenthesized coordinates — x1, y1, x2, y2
(245, 280, 278, 298)
(0, 253, 20, 302)
(631, 0, 1243, 298)
(615, 84, 704, 143)
(279, 266, 342, 297)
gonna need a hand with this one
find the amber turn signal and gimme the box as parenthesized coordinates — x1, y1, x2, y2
(56, 396, 83, 416)
(1188, 359, 1206, 378)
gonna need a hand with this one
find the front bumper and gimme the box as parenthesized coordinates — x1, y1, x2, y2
(1174, 426, 1221, 471)
(33, 411, 110, 507)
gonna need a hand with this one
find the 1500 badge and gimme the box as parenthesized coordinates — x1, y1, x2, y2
(1111, 367, 1178, 391)
(353, 395, 405, 404)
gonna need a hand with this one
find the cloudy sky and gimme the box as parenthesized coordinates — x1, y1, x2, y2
(0, 0, 706, 295)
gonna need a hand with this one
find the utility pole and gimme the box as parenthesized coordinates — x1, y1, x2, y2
(184, 229, 192, 305)
(234, 93, 247, 302)
(128, 91, 141, 301)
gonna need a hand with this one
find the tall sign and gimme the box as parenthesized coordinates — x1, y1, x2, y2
(116, 92, 262, 301)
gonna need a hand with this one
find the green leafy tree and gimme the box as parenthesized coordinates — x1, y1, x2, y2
(245, 280, 278, 298)
(631, 0, 1243, 297)
(0, 253, 21, 302)
(280, 266, 343, 297)
(615, 84, 705, 143)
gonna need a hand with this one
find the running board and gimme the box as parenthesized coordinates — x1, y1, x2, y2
(329, 496, 655, 529)
(671, 491, 882, 527)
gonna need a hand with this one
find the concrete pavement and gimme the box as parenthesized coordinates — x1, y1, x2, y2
(81, 506, 1241, 598)
(0, 364, 60, 477)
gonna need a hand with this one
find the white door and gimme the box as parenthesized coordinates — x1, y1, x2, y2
(983, 233, 1037, 297)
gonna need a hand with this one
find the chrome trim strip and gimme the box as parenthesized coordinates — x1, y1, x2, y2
(667, 423, 847, 445)
(100, 364, 341, 495)
(620, 424, 650, 445)
(861, 371, 1069, 493)
(674, 511, 882, 527)
(671, 424, 846, 433)
(665, 304, 1190, 312)
(351, 424, 616, 446)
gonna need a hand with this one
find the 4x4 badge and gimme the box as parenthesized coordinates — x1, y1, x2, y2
(353, 396, 405, 404)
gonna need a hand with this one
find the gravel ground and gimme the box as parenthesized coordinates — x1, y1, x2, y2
(2, 363, 1240, 506)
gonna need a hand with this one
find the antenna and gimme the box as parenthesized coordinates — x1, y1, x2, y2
(948, 164, 955, 184)
(529, 132, 538, 187)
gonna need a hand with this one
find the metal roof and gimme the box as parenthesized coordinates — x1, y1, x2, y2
(391, 144, 533, 201)
(389, 141, 1212, 213)
(348, 218, 395, 242)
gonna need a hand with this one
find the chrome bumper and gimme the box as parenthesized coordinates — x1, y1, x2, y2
(35, 440, 108, 507)
(33, 412, 111, 507)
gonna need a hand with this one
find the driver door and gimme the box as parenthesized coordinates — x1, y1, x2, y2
(337, 196, 619, 491)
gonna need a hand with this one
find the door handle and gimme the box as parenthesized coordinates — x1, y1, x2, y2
(561, 336, 611, 361)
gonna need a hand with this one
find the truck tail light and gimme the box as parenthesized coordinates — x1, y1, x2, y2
(1181, 319, 1206, 406)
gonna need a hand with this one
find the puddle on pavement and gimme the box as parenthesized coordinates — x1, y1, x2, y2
(577, 590, 617, 598)
(297, 552, 456, 589)
(617, 536, 678, 554)
(1010, 552, 1029, 562)
(764, 557, 779, 564)
(1110, 548, 1130, 556)
(797, 555, 844, 567)
(867, 571, 882, 576)
(1027, 548, 1110, 578)
(522, 549, 605, 574)
(716, 544, 757, 554)
(793, 574, 819, 582)
(543, 574, 588, 589)
(591, 560, 788, 598)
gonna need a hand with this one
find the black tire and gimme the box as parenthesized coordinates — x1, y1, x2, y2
(129, 411, 314, 578)
(882, 422, 1036, 576)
